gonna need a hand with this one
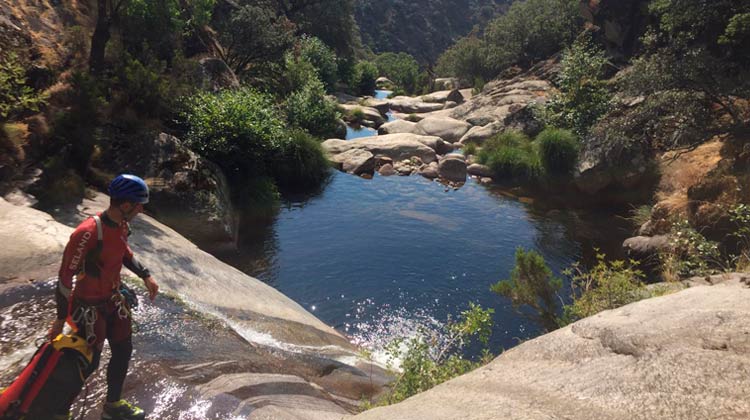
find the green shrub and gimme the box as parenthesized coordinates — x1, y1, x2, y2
(115, 54, 169, 116)
(381, 303, 494, 405)
(374, 52, 420, 94)
(285, 78, 341, 138)
(349, 107, 366, 124)
(463, 143, 477, 156)
(405, 113, 420, 122)
(296, 35, 339, 92)
(268, 129, 330, 190)
(477, 131, 543, 181)
(485, 0, 581, 74)
(536, 128, 579, 175)
(539, 34, 611, 137)
(491, 248, 562, 332)
(349, 60, 378, 96)
(181, 88, 284, 180)
(435, 36, 491, 84)
(729, 204, 750, 271)
(665, 220, 724, 277)
(0, 52, 45, 123)
(562, 255, 645, 323)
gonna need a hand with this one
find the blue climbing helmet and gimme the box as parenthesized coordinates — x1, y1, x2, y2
(108, 174, 149, 204)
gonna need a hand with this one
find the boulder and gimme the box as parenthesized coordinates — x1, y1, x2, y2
(434, 77, 461, 90)
(438, 154, 467, 182)
(443, 101, 458, 109)
(575, 129, 656, 195)
(199, 57, 240, 91)
(389, 97, 445, 114)
(503, 104, 544, 138)
(622, 235, 671, 265)
(467, 163, 493, 178)
(353, 279, 750, 420)
(339, 104, 386, 128)
(466, 116, 496, 127)
(323, 134, 438, 165)
(414, 136, 453, 155)
(376, 76, 394, 87)
(419, 162, 439, 179)
(378, 119, 417, 135)
(459, 122, 504, 145)
(334, 91, 359, 104)
(329, 149, 376, 175)
(378, 164, 397, 176)
(449, 78, 553, 123)
(414, 117, 472, 143)
(144, 133, 238, 245)
(362, 98, 392, 114)
(334, 119, 348, 139)
(422, 89, 464, 104)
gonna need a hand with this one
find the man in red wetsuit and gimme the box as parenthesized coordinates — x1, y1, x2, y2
(48, 174, 159, 420)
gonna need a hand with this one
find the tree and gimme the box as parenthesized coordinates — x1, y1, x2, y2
(435, 36, 492, 87)
(491, 248, 562, 332)
(90, 0, 129, 73)
(295, 36, 338, 92)
(485, 0, 580, 75)
(621, 0, 750, 132)
(217, 4, 295, 77)
(374, 52, 420, 94)
(541, 33, 612, 137)
(349, 61, 378, 96)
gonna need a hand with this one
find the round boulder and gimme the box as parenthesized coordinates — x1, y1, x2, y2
(414, 117, 472, 143)
(438, 154, 467, 182)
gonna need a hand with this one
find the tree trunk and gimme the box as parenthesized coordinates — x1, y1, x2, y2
(89, 0, 111, 74)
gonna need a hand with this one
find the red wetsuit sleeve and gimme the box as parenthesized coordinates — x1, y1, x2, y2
(56, 223, 97, 319)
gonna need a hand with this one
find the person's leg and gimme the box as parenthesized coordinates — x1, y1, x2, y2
(105, 336, 132, 403)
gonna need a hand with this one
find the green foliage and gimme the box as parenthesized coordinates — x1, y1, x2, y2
(121, 0, 184, 62)
(435, 36, 491, 84)
(285, 78, 341, 139)
(620, 0, 750, 131)
(115, 54, 169, 116)
(666, 220, 723, 277)
(295, 36, 339, 92)
(485, 0, 581, 74)
(374, 52, 420, 94)
(562, 254, 645, 323)
(268, 129, 330, 190)
(348, 61, 378, 96)
(540, 34, 612, 137)
(217, 5, 295, 77)
(283, 0, 359, 56)
(477, 131, 543, 181)
(349, 107, 366, 124)
(536, 128, 579, 175)
(463, 143, 477, 156)
(382, 303, 494, 405)
(181, 88, 285, 179)
(491, 248, 562, 332)
(0, 52, 44, 123)
(729, 204, 750, 270)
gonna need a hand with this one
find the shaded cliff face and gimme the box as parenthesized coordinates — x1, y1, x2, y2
(354, 0, 509, 64)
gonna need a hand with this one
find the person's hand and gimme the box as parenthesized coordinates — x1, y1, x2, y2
(47, 319, 65, 341)
(143, 276, 159, 301)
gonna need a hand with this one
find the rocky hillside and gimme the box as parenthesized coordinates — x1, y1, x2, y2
(355, 0, 509, 64)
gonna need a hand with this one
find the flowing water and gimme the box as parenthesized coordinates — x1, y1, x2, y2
(215, 90, 633, 360)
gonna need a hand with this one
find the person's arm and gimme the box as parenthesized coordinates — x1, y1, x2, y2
(49, 225, 96, 339)
(123, 246, 159, 301)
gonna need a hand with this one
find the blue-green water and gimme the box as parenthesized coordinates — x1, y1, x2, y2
(218, 89, 631, 356)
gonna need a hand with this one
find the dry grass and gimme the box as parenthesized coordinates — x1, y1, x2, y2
(655, 137, 725, 216)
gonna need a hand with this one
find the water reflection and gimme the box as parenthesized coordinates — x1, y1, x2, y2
(215, 172, 631, 356)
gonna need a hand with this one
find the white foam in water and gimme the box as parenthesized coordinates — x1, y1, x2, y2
(348, 300, 447, 371)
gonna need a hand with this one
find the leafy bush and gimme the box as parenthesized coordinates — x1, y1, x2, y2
(349, 60, 378, 96)
(477, 131, 543, 181)
(729, 204, 750, 271)
(381, 303, 494, 405)
(562, 255, 645, 323)
(491, 248, 562, 332)
(0, 52, 44, 123)
(283, 50, 320, 93)
(484, 0, 581, 74)
(540, 34, 611, 137)
(374, 52, 420, 94)
(664, 220, 724, 277)
(181, 88, 285, 179)
(296, 36, 339, 92)
(285, 78, 341, 138)
(268, 129, 330, 190)
(463, 143, 477, 156)
(435, 36, 491, 84)
(115, 54, 169, 116)
(536, 128, 578, 175)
